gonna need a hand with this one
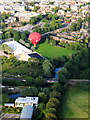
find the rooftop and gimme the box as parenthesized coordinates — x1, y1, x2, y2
(3, 40, 32, 55)
(20, 105, 34, 119)
(15, 97, 39, 104)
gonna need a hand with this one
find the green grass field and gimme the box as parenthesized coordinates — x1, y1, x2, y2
(61, 83, 89, 118)
(36, 43, 76, 59)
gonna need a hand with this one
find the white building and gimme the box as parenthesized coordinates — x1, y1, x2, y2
(58, 9, 65, 16)
(15, 97, 39, 107)
(20, 105, 34, 120)
(71, 4, 80, 12)
(3, 41, 32, 56)
(14, 11, 40, 22)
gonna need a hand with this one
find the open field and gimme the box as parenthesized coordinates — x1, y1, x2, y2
(60, 83, 89, 118)
(36, 43, 76, 59)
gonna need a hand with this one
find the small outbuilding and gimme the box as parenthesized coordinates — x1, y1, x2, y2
(4, 103, 14, 107)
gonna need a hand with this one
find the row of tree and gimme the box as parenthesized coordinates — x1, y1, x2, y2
(33, 20, 62, 34)
(59, 41, 87, 50)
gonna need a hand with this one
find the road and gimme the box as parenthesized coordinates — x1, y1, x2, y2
(46, 78, 90, 83)
(2, 76, 89, 84)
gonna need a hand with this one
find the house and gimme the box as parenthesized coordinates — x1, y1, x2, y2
(70, 4, 80, 12)
(15, 97, 39, 108)
(8, 21, 22, 28)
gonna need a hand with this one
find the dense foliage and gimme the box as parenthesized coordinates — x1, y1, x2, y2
(58, 48, 90, 84)
(2, 56, 54, 86)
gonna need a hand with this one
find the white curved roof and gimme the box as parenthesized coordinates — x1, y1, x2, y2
(3, 40, 32, 55)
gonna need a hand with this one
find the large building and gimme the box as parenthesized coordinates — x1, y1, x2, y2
(3, 40, 32, 55)
(3, 40, 32, 61)
(15, 97, 39, 107)
(20, 105, 33, 120)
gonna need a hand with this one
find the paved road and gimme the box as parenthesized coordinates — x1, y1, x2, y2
(2, 75, 90, 84)
(47, 78, 90, 83)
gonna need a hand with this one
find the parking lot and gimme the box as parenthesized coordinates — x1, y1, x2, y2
(1, 113, 20, 119)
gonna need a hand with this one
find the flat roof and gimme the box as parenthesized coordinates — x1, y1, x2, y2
(4, 103, 14, 106)
(15, 97, 39, 104)
(20, 105, 33, 119)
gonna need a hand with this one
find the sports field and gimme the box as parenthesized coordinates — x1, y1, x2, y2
(61, 83, 89, 118)
(36, 43, 76, 59)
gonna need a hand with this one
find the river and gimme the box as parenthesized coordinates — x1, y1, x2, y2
(54, 67, 63, 79)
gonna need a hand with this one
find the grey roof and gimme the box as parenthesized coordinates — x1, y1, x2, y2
(20, 105, 34, 119)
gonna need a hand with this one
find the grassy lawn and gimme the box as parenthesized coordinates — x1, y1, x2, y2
(36, 43, 76, 59)
(61, 83, 89, 118)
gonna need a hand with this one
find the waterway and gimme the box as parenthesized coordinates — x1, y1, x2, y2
(54, 67, 63, 79)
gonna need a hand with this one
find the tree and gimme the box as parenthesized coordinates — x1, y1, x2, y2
(31, 46, 35, 51)
(44, 113, 57, 120)
(28, 57, 40, 66)
(52, 14, 59, 20)
(44, 108, 56, 115)
(52, 7, 59, 13)
(42, 18, 48, 22)
(84, 15, 90, 22)
(33, 6, 40, 12)
(2, 94, 11, 105)
(58, 67, 69, 78)
(25, 77, 34, 85)
(50, 39, 56, 46)
(46, 98, 60, 109)
(42, 88, 50, 96)
(1, 22, 7, 28)
(13, 31, 20, 41)
(52, 83, 62, 92)
(4, 31, 12, 39)
(47, 13, 53, 19)
(21, 87, 38, 96)
(2, 44, 13, 54)
(70, 23, 77, 31)
(44, 23, 49, 27)
(38, 103, 46, 112)
(42, 60, 54, 77)
(58, 73, 67, 84)
(38, 92, 48, 103)
(35, 77, 46, 87)
(45, 38, 50, 44)
(50, 91, 61, 99)
(29, 17, 37, 24)
(20, 32, 27, 40)
(38, 14, 43, 20)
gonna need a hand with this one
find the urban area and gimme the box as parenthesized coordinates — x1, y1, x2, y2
(0, 0, 90, 119)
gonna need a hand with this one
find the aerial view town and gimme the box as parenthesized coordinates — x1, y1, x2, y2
(0, 0, 90, 119)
